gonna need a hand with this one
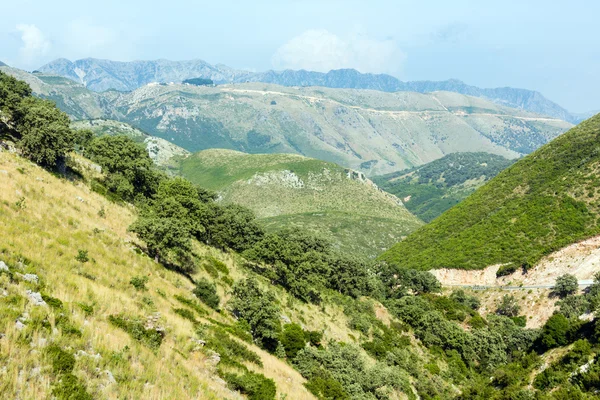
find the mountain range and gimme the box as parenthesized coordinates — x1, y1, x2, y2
(37, 58, 585, 123)
(1, 65, 572, 176)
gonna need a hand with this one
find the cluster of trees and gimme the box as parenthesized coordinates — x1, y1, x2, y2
(182, 78, 214, 86)
(0, 71, 93, 171)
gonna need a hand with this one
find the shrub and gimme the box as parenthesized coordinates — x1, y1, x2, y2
(173, 308, 197, 323)
(51, 373, 93, 400)
(279, 323, 307, 359)
(130, 276, 149, 291)
(305, 377, 348, 399)
(46, 345, 75, 374)
(496, 264, 518, 277)
(538, 314, 570, 350)
(108, 314, 164, 350)
(554, 274, 578, 298)
(221, 371, 276, 400)
(206, 328, 262, 366)
(192, 278, 220, 310)
(75, 250, 89, 263)
(42, 294, 63, 309)
(229, 278, 281, 352)
(174, 295, 208, 316)
(496, 295, 521, 317)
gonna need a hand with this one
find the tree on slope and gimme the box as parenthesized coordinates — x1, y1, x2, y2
(554, 274, 578, 298)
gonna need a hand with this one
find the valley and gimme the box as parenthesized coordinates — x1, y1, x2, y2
(2, 53, 600, 399)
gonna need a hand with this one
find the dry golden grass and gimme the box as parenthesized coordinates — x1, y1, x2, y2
(0, 150, 318, 399)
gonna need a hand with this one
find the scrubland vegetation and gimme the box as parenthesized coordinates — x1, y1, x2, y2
(381, 114, 600, 271)
(3, 70, 600, 399)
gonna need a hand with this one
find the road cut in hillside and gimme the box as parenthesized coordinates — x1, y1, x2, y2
(430, 233, 600, 288)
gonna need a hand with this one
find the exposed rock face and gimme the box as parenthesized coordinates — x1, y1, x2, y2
(25, 290, 46, 306)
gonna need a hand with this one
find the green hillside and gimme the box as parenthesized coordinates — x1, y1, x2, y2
(380, 114, 600, 270)
(373, 153, 514, 222)
(179, 149, 423, 258)
(6, 68, 600, 400)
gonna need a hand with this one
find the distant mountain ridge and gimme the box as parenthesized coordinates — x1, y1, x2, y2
(0, 65, 572, 176)
(37, 58, 252, 92)
(38, 58, 583, 123)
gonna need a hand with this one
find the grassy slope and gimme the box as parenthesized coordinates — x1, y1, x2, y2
(0, 150, 321, 399)
(180, 149, 423, 258)
(379, 114, 600, 270)
(373, 153, 514, 222)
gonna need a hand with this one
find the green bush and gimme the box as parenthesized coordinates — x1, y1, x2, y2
(553, 274, 578, 298)
(108, 314, 163, 350)
(538, 314, 570, 350)
(42, 294, 63, 309)
(51, 373, 93, 400)
(206, 328, 262, 366)
(496, 295, 521, 317)
(496, 264, 518, 277)
(130, 276, 149, 291)
(229, 278, 281, 352)
(174, 295, 208, 317)
(46, 345, 75, 374)
(221, 371, 276, 400)
(192, 278, 220, 310)
(279, 323, 307, 359)
(173, 308, 197, 323)
(305, 376, 349, 400)
(75, 250, 89, 263)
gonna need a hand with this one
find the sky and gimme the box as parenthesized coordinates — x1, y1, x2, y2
(1, 0, 599, 113)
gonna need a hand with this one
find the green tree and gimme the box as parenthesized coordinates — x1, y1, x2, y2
(279, 323, 307, 359)
(192, 278, 220, 310)
(539, 314, 570, 350)
(0, 71, 32, 121)
(86, 135, 163, 200)
(14, 97, 74, 170)
(205, 204, 264, 252)
(553, 274, 578, 298)
(229, 278, 281, 352)
(496, 295, 521, 317)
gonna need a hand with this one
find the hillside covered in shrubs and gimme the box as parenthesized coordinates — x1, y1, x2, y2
(3, 70, 600, 399)
(381, 114, 600, 271)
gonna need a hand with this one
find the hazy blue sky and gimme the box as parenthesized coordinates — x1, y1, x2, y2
(1, 0, 598, 112)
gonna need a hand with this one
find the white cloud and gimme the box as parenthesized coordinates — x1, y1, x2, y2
(16, 24, 51, 66)
(271, 29, 405, 76)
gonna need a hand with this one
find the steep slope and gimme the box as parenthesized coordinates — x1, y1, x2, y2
(0, 150, 308, 399)
(373, 152, 514, 222)
(380, 114, 600, 270)
(71, 119, 189, 169)
(39, 58, 578, 122)
(112, 82, 570, 176)
(179, 149, 423, 258)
